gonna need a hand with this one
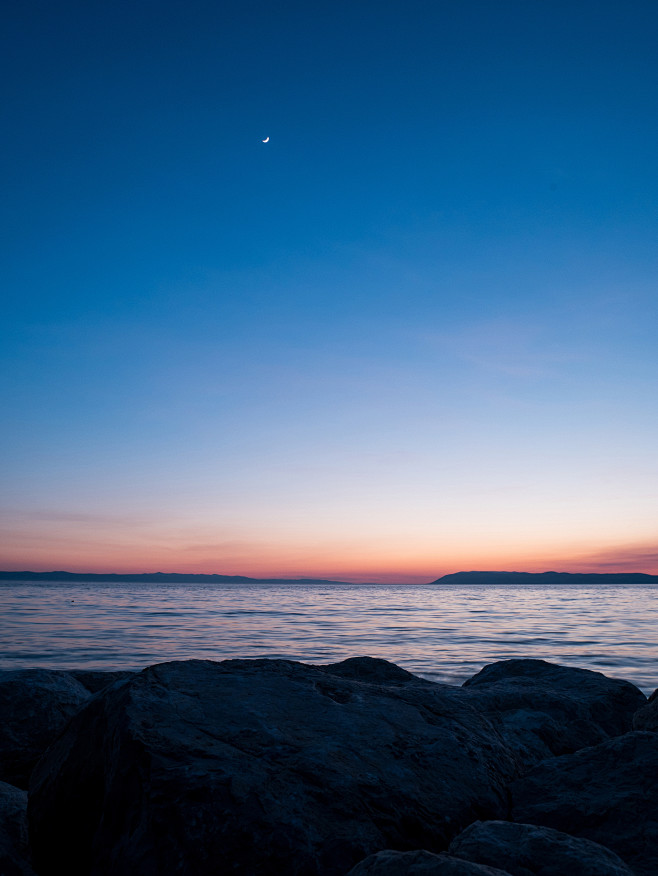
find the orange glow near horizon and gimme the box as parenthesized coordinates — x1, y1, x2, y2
(2, 525, 657, 583)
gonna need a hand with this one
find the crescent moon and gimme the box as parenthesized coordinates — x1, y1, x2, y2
(262, 136, 269, 143)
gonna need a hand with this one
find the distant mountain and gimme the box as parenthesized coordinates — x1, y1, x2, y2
(3, 569, 656, 586)
(431, 570, 658, 585)
(0, 571, 353, 585)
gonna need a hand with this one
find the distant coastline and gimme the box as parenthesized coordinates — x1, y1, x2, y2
(1, 569, 657, 585)
(0, 570, 354, 585)
(431, 570, 658, 585)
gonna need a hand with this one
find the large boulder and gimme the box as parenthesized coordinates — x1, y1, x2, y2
(0, 668, 90, 787)
(29, 657, 518, 876)
(347, 850, 512, 875)
(632, 688, 658, 731)
(461, 660, 645, 769)
(448, 819, 634, 875)
(0, 781, 36, 876)
(510, 730, 658, 876)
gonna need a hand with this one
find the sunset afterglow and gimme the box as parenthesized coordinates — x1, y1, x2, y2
(2, 2, 657, 582)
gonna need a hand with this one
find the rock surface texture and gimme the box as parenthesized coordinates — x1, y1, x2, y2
(461, 659, 646, 769)
(69, 669, 135, 694)
(0, 781, 36, 876)
(510, 730, 658, 876)
(632, 688, 658, 731)
(6, 656, 650, 876)
(28, 657, 519, 876)
(448, 819, 635, 876)
(347, 850, 512, 875)
(0, 669, 90, 788)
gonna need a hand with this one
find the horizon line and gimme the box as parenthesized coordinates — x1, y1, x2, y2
(2, 568, 658, 586)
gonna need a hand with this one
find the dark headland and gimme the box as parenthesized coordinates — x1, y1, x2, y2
(1, 569, 657, 584)
(431, 570, 658, 585)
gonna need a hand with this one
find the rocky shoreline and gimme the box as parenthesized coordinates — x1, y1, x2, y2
(1, 657, 656, 875)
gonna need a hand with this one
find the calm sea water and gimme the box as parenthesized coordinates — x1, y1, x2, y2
(1, 580, 657, 693)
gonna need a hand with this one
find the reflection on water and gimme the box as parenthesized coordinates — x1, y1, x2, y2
(1, 580, 657, 693)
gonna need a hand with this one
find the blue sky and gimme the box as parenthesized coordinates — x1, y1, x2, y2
(2, 0, 657, 580)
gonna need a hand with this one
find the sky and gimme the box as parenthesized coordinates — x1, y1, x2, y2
(1, 0, 657, 582)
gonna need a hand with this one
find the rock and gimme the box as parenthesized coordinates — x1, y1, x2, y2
(0, 781, 36, 876)
(632, 688, 658, 731)
(322, 656, 428, 686)
(69, 669, 135, 693)
(347, 850, 512, 875)
(0, 668, 90, 788)
(29, 657, 519, 876)
(510, 730, 658, 876)
(461, 659, 645, 769)
(448, 819, 634, 875)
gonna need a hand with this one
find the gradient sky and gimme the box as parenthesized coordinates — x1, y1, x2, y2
(2, 0, 657, 582)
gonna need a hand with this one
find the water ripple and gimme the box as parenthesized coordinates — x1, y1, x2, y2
(1, 580, 657, 693)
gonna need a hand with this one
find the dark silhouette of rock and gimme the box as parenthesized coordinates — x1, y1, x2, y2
(29, 657, 519, 876)
(347, 849, 512, 875)
(448, 819, 634, 875)
(0, 669, 90, 788)
(322, 656, 429, 686)
(69, 669, 135, 693)
(632, 688, 658, 731)
(461, 659, 645, 769)
(510, 730, 658, 876)
(0, 781, 36, 876)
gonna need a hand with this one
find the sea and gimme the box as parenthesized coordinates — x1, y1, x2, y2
(1, 579, 657, 694)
